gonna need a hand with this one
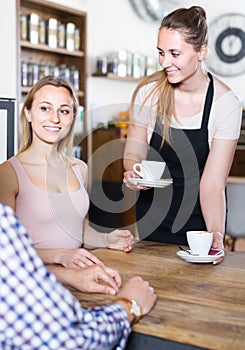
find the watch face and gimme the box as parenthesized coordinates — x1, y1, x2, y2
(207, 13, 245, 76)
(131, 299, 141, 317)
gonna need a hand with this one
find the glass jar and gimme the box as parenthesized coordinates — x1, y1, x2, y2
(107, 53, 118, 75)
(96, 56, 107, 74)
(58, 22, 66, 48)
(70, 66, 79, 90)
(74, 27, 80, 50)
(39, 60, 49, 80)
(39, 19, 46, 44)
(20, 14, 29, 41)
(21, 61, 28, 86)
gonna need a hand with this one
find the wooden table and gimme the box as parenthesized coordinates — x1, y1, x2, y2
(70, 241, 245, 350)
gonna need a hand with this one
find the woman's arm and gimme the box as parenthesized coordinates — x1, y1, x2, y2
(123, 122, 153, 191)
(36, 247, 104, 268)
(83, 217, 134, 252)
(123, 122, 149, 171)
(200, 138, 237, 251)
(0, 161, 18, 210)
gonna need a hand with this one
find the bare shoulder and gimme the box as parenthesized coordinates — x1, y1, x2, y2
(0, 160, 16, 178)
(0, 160, 19, 208)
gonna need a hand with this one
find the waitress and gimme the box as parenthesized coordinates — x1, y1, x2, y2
(123, 6, 242, 256)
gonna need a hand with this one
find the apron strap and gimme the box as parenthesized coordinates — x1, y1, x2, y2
(201, 72, 214, 129)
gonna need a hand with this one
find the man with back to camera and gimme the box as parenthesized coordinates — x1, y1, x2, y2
(0, 203, 156, 349)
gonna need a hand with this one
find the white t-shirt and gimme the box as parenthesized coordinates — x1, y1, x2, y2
(132, 81, 242, 148)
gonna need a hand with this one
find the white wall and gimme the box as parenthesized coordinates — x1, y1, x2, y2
(86, 0, 245, 127)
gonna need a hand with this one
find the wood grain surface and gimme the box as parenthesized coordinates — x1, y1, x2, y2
(70, 241, 245, 350)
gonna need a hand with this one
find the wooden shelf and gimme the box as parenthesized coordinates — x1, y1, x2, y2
(20, 40, 85, 57)
(92, 72, 139, 82)
(21, 86, 84, 97)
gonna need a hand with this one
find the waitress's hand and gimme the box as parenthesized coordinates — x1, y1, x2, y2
(123, 170, 151, 191)
(212, 231, 225, 265)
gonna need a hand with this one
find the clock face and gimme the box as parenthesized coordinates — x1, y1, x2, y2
(207, 13, 245, 76)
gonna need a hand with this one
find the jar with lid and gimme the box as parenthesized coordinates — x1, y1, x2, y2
(20, 14, 29, 41)
(58, 22, 66, 48)
(70, 66, 79, 90)
(39, 19, 46, 44)
(59, 64, 70, 81)
(29, 13, 39, 44)
(39, 60, 49, 80)
(27, 60, 39, 87)
(74, 27, 80, 50)
(21, 61, 28, 86)
(96, 56, 107, 74)
(117, 50, 128, 77)
(48, 18, 58, 48)
(66, 22, 75, 51)
(48, 61, 59, 77)
(107, 53, 118, 75)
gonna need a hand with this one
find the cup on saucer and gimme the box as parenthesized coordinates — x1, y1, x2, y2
(133, 160, 165, 180)
(186, 230, 213, 256)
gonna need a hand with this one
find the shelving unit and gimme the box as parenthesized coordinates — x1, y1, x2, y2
(17, 0, 87, 158)
(92, 72, 139, 83)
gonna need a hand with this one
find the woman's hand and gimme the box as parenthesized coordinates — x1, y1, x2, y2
(123, 170, 150, 191)
(55, 248, 104, 269)
(212, 231, 225, 265)
(106, 229, 135, 252)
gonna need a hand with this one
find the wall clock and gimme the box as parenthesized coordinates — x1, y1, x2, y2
(207, 13, 245, 76)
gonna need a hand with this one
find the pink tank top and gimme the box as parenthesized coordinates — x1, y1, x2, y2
(8, 157, 90, 249)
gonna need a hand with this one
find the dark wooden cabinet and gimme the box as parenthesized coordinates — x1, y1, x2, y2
(90, 127, 125, 182)
(88, 127, 137, 234)
(230, 147, 245, 177)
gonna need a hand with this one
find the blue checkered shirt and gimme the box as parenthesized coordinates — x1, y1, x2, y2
(0, 204, 131, 349)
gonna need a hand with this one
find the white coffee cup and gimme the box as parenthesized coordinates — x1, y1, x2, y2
(133, 160, 165, 180)
(186, 230, 213, 256)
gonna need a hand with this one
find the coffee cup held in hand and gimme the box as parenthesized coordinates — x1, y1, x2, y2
(133, 160, 165, 180)
(186, 231, 213, 256)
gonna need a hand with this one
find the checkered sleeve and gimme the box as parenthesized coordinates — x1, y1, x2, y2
(0, 204, 131, 350)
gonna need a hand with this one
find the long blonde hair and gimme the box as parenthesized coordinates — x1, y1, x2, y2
(18, 76, 79, 160)
(131, 6, 208, 144)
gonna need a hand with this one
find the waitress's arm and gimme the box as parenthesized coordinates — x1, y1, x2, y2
(123, 122, 149, 171)
(200, 138, 237, 250)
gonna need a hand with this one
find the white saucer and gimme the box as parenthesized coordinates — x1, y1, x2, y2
(176, 250, 224, 263)
(134, 178, 173, 188)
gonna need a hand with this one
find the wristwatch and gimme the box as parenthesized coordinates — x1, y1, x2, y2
(115, 297, 142, 325)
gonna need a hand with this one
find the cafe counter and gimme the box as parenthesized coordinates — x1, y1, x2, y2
(70, 241, 245, 350)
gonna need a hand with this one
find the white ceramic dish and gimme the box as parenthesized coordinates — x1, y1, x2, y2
(134, 178, 173, 188)
(176, 250, 224, 264)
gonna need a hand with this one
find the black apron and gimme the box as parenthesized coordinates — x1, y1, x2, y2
(136, 73, 214, 246)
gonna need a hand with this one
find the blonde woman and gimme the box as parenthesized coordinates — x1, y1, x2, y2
(123, 6, 242, 263)
(0, 76, 134, 293)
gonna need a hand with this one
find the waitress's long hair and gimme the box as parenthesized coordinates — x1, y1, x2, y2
(131, 6, 208, 143)
(18, 76, 79, 161)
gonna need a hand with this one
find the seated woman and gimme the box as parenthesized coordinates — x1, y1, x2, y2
(0, 76, 134, 293)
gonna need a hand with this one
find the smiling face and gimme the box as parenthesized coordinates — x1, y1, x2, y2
(157, 28, 206, 84)
(25, 85, 74, 146)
